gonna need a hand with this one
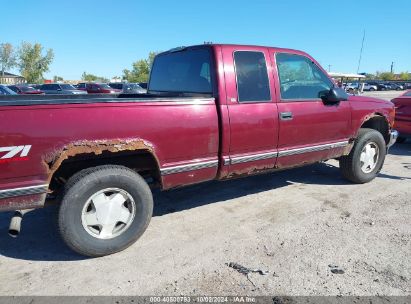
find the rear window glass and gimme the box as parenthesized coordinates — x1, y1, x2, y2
(149, 48, 212, 94)
(404, 91, 411, 96)
(234, 51, 271, 102)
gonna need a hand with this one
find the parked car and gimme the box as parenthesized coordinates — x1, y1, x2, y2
(384, 83, 393, 90)
(363, 83, 378, 91)
(75, 83, 87, 90)
(0, 85, 17, 95)
(40, 83, 87, 95)
(7, 85, 44, 95)
(368, 82, 388, 91)
(391, 90, 411, 143)
(0, 43, 398, 257)
(344, 82, 376, 93)
(344, 82, 359, 93)
(109, 82, 146, 94)
(30, 84, 43, 90)
(138, 82, 148, 89)
(85, 83, 121, 94)
(388, 83, 404, 91)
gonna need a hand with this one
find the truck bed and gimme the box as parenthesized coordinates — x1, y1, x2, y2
(0, 94, 220, 211)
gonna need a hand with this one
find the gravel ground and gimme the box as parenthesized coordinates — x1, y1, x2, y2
(0, 92, 409, 296)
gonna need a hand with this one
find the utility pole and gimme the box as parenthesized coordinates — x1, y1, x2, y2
(390, 62, 394, 73)
(357, 30, 366, 74)
(328, 65, 332, 72)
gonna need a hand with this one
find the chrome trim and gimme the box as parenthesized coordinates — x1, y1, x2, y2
(1, 97, 216, 107)
(229, 151, 278, 165)
(0, 184, 49, 199)
(278, 141, 349, 157)
(387, 130, 399, 148)
(223, 157, 231, 166)
(160, 160, 218, 176)
(161, 140, 349, 174)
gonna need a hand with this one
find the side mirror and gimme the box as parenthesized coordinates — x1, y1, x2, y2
(321, 87, 348, 104)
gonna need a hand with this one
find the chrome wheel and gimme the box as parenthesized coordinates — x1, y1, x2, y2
(360, 142, 379, 173)
(81, 188, 136, 239)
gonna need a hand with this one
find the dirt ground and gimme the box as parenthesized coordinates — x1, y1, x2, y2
(0, 92, 409, 296)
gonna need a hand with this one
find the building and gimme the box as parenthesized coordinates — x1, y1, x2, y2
(0, 72, 26, 85)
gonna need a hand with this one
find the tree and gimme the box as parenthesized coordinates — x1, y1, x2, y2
(18, 42, 54, 83)
(399, 72, 410, 81)
(379, 72, 394, 81)
(81, 72, 98, 81)
(53, 75, 63, 82)
(0, 43, 17, 77)
(364, 73, 376, 80)
(122, 52, 157, 83)
(81, 72, 108, 82)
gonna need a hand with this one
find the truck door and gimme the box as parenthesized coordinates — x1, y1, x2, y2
(271, 51, 352, 168)
(221, 46, 279, 175)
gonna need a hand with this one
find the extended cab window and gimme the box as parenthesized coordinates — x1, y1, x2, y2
(276, 53, 333, 100)
(234, 51, 270, 102)
(149, 48, 212, 94)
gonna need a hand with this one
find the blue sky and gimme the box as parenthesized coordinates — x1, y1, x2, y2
(2, 0, 411, 80)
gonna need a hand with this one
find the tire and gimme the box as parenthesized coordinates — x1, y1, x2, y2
(397, 136, 407, 144)
(369, 87, 375, 91)
(339, 128, 386, 184)
(58, 165, 153, 257)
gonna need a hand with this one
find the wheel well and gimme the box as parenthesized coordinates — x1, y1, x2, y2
(48, 150, 161, 193)
(360, 115, 390, 144)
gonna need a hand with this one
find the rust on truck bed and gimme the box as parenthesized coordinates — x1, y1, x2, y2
(43, 139, 157, 184)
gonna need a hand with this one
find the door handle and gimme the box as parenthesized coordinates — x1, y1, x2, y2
(280, 112, 293, 120)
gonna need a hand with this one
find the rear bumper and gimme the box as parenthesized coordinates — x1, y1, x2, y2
(387, 129, 399, 148)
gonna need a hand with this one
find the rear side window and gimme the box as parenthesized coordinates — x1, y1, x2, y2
(149, 48, 212, 94)
(276, 53, 333, 100)
(233, 51, 271, 102)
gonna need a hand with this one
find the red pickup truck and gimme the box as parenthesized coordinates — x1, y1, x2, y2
(0, 44, 398, 256)
(392, 90, 411, 143)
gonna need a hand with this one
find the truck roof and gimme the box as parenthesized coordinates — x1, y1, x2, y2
(162, 43, 310, 57)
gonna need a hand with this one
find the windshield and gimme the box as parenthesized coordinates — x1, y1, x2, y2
(149, 48, 212, 94)
(98, 83, 112, 89)
(60, 84, 76, 90)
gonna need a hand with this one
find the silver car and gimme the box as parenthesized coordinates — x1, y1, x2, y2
(40, 83, 88, 95)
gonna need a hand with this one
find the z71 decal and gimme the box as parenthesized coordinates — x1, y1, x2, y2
(0, 145, 32, 163)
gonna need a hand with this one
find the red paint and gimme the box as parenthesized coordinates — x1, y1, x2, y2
(392, 91, 411, 137)
(0, 157, 29, 164)
(0, 44, 396, 211)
